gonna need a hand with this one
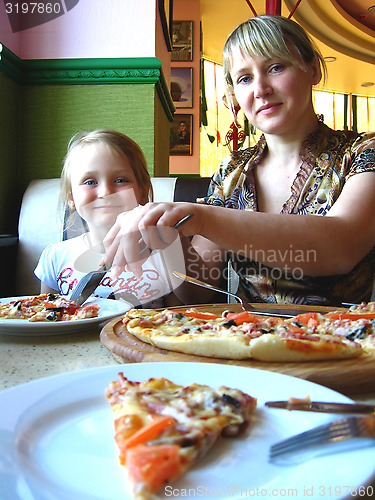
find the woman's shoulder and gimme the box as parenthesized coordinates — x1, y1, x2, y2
(319, 122, 375, 150)
(301, 122, 375, 170)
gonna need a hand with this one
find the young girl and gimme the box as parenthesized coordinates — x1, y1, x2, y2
(34, 129, 179, 306)
(101, 16, 375, 307)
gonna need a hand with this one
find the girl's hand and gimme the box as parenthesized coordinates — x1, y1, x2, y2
(101, 202, 199, 277)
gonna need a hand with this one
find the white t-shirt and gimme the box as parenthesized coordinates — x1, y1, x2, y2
(34, 234, 174, 307)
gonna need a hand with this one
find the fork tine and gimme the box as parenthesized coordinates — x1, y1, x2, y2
(271, 419, 360, 452)
(70, 272, 96, 303)
(70, 271, 105, 305)
(269, 417, 375, 464)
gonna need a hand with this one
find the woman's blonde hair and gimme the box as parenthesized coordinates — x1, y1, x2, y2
(223, 15, 327, 120)
(61, 129, 153, 208)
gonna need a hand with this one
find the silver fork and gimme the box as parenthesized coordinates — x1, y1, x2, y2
(172, 271, 256, 311)
(269, 416, 375, 465)
(70, 269, 107, 306)
(172, 272, 295, 318)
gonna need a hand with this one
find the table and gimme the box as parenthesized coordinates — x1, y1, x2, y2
(0, 322, 117, 391)
(1, 321, 375, 499)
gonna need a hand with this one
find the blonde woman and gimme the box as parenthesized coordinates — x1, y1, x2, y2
(103, 16, 375, 306)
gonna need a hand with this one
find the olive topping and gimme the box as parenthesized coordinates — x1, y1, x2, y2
(260, 328, 273, 333)
(181, 326, 202, 333)
(12, 301, 22, 311)
(47, 293, 58, 301)
(46, 311, 58, 321)
(346, 325, 368, 341)
(45, 306, 63, 312)
(222, 393, 241, 409)
(222, 310, 235, 318)
(172, 313, 186, 320)
(221, 319, 237, 328)
(291, 320, 303, 328)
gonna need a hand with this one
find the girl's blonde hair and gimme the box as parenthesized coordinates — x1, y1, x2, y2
(61, 129, 153, 208)
(223, 15, 327, 120)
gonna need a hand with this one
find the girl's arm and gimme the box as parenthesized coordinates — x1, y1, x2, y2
(40, 282, 60, 294)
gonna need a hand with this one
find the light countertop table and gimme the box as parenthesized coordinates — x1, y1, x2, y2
(1, 320, 375, 499)
(0, 322, 118, 391)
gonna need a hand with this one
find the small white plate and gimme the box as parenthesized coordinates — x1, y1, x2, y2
(0, 363, 374, 500)
(0, 297, 131, 335)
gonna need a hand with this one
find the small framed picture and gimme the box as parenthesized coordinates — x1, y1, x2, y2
(171, 20, 193, 61)
(171, 67, 193, 108)
(158, 0, 173, 51)
(170, 114, 193, 155)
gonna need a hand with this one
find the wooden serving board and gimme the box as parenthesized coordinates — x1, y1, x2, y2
(100, 303, 375, 396)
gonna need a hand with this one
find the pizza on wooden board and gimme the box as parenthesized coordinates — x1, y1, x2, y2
(0, 293, 99, 322)
(317, 302, 375, 354)
(121, 302, 375, 362)
(105, 373, 257, 499)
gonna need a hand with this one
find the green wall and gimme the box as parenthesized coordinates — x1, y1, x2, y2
(0, 47, 174, 234)
(0, 73, 21, 233)
(20, 84, 156, 181)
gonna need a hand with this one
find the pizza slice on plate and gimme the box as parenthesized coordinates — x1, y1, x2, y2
(105, 373, 257, 499)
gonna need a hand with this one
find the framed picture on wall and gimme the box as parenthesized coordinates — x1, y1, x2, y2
(171, 21, 193, 61)
(158, 0, 173, 51)
(170, 114, 193, 155)
(171, 67, 193, 108)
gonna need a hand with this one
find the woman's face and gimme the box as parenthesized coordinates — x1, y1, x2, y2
(230, 50, 321, 137)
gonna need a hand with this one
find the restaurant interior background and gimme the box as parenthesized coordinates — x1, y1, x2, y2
(0, 0, 374, 237)
(171, 0, 375, 177)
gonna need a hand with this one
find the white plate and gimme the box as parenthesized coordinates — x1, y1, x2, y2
(0, 297, 131, 335)
(0, 363, 374, 500)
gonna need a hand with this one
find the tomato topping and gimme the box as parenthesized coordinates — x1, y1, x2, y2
(225, 311, 263, 325)
(123, 415, 176, 451)
(44, 302, 60, 309)
(325, 312, 375, 321)
(126, 444, 182, 494)
(80, 304, 100, 314)
(183, 311, 221, 321)
(292, 312, 319, 325)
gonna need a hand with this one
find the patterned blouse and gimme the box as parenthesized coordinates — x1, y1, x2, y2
(198, 121, 375, 306)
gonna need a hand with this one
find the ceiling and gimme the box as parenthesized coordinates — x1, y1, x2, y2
(182, 0, 375, 97)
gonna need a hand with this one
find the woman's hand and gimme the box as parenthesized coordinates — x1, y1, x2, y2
(101, 202, 199, 277)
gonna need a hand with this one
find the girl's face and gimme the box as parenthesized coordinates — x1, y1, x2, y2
(69, 143, 142, 232)
(230, 51, 321, 137)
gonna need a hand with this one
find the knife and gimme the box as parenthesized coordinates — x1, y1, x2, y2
(265, 400, 375, 415)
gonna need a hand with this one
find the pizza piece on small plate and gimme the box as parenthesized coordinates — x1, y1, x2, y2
(105, 373, 257, 499)
(0, 293, 99, 322)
